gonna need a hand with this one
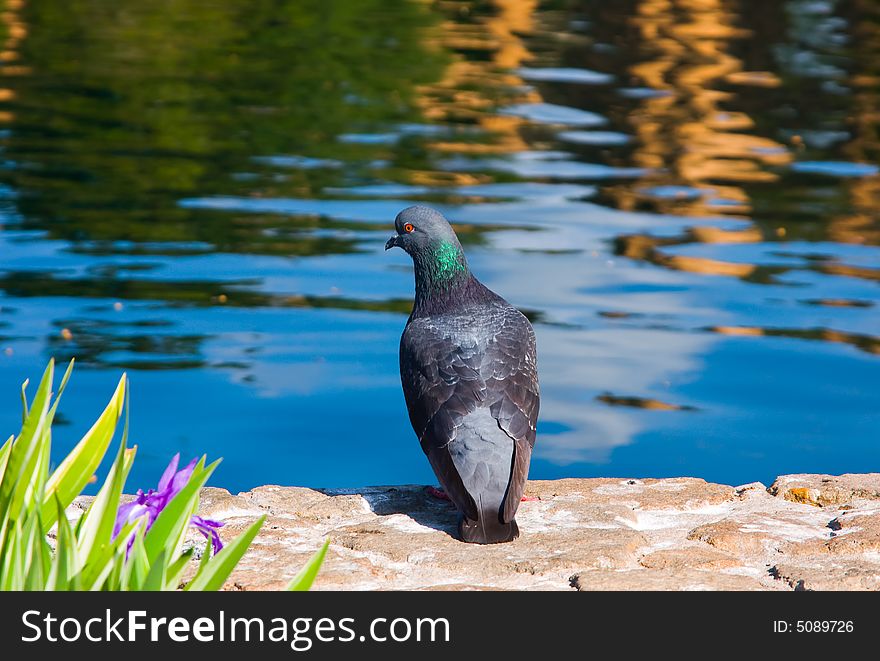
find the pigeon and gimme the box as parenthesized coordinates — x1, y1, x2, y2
(385, 205, 540, 544)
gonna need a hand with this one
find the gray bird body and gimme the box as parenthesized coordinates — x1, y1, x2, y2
(387, 206, 539, 544)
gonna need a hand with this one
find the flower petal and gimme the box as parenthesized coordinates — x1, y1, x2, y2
(157, 453, 181, 492)
(113, 500, 148, 538)
(191, 515, 225, 554)
(167, 458, 198, 499)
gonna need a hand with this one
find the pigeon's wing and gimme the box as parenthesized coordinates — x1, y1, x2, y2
(400, 321, 484, 521)
(400, 305, 539, 524)
(482, 307, 539, 523)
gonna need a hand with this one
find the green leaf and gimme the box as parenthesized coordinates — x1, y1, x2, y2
(0, 434, 12, 485)
(185, 516, 265, 592)
(48, 497, 77, 591)
(165, 547, 195, 590)
(186, 536, 215, 589)
(19, 377, 29, 424)
(37, 517, 52, 587)
(0, 361, 54, 529)
(42, 372, 126, 530)
(104, 547, 124, 592)
(108, 519, 143, 592)
(126, 533, 150, 591)
(21, 511, 46, 590)
(82, 517, 140, 591)
(142, 549, 167, 591)
(45, 359, 75, 423)
(286, 538, 330, 591)
(28, 427, 52, 513)
(76, 439, 136, 579)
(0, 520, 24, 590)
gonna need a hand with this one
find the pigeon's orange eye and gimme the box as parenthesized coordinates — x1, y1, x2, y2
(403, 223, 415, 233)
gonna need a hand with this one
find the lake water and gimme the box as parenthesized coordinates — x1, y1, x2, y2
(0, 0, 877, 492)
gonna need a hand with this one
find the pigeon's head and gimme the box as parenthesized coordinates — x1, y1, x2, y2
(385, 205, 463, 258)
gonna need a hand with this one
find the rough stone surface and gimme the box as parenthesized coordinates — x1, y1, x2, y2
(172, 474, 880, 591)
(768, 473, 880, 507)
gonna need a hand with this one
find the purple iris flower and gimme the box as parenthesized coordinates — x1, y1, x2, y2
(190, 516, 224, 555)
(113, 454, 225, 555)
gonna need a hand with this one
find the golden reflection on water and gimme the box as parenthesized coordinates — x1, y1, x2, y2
(417, 0, 537, 161)
(607, 0, 791, 219)
(418, 0, 879, 356)
(605, 0, 877, 301)
(596, 392, 697, 411)
(710, 325, 880, 355)
(0, 0, 26, 124)
(830, 1, 880, 247)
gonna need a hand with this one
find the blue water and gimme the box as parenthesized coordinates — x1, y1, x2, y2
(0, 0, 877, 493)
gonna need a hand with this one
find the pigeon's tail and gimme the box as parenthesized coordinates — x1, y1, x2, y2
(459, 513, 519, 544)
(458, 484, 519, 544)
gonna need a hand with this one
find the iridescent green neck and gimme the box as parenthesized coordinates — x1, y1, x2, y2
(432, 240, 467, 281)
(413, 239, 470, 302)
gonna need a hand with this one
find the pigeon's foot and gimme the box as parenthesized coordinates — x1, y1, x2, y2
(424, 486, 452, 501)
(521, 495, 539, 502)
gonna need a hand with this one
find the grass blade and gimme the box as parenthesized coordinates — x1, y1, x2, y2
(185, 536, 214, 590)
(165, 547, 194, 590)
(0, 435, 12, 484)
(0, 361, 54, 524)
(286, 538, 330, 591)
(42, 373, 126, 530)
(76, 441, 136, 578)
(19, 378, 29, 424)
(142, 549, 167, 591)
(125, 533, 152, 591)
(47, 497, 76, 590)
(0, 520, 24, 590)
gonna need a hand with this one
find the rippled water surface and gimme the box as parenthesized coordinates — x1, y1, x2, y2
(0, 0, 877, 491)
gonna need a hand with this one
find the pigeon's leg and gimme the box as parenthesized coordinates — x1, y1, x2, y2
(424, 486, 451, 501)
(520, 495, 539, 502)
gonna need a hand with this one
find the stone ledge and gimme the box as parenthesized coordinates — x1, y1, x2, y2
(183, 473, 880, 591)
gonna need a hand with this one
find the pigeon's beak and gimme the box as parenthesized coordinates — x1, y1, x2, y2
(385, 235, 400, 251)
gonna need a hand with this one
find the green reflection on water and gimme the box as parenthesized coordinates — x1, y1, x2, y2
(1, 0, 446, 246)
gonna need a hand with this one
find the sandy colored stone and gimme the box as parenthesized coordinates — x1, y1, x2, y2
(198, 487, 262, 518)
(571, 568, 766, 591)
(685, 513, 825, 556)
(244, 485, 323, 511)
(771, 562, 880, 591)
(687, 519, 764, 555)
(66, 473, 874, 591)
(768, 474, 880, 507)
(783, 507, 880, 556)
(527, 477, 735, 510)
(827, 509, 880, 554)
(639, 546, 741, 570)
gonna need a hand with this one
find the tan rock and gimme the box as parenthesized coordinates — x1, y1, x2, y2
(571, 568, 766, 591)
(783, 508, 880, 556)
(827, 509, 880, 554)
(686, 511, 829, 556)
(688, 519, 769, 555)
(639, 546, 741, 570)
(771, 562, 880, 591)
(768, 474, 880, 507)
(149, 474, 880, 591)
